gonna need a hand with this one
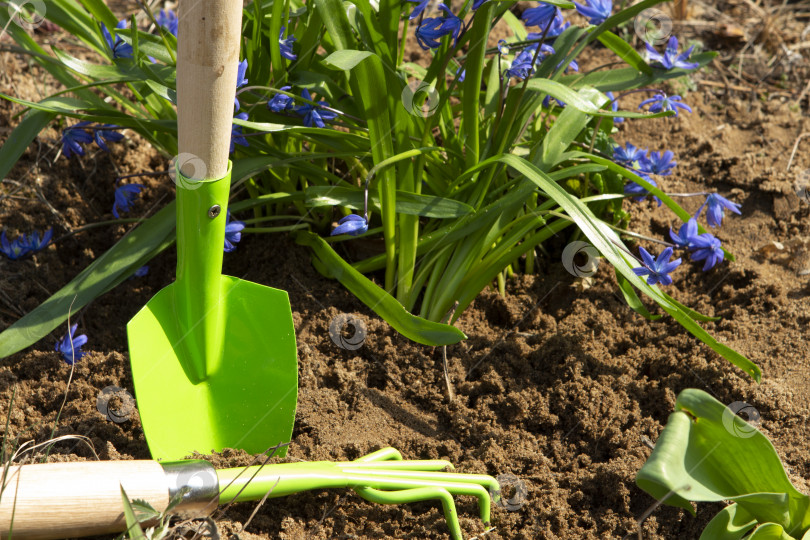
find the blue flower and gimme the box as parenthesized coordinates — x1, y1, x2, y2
(134, 265, 149, 277)
(497, 39, 510, 56)
(690, 233, 724, 271)
(473, 0, 489, 8)
(639, 150, 677, 176)
(224, 212, 245, 252)
(639, 93, 692, 116)
(612, 142, 646, 167)
(522, 4, 556, 28)
(645, 36, 699, 70)
(415, 3, 462, 50)
(331, 214, 369, 237)
(19, 228, 53, 253)
(230, 112, 250, 153)
(698, 193, 741, 227)
(408, 0, 431, 19)
(668, 218, 698, 248)
(234, 59, 248, 112)
(101, 20, 134, 59)
(542, 95, 566, 108)
(61, 121, 94, 158)
(632, 246, 681, 286)
(279, 26, 297, 61)
(93, 124, 124, 151)
(574, 0, 612, 25)
(268, 85, 295, 112)
(0, 231, 29, 260)
(605, 91, 624, 123)
(624, 175, 662, 206)
(523, 10, 569, 37)
(112, 183, 145, 218)
(156, 9, 177, 36)
(505, 43, 555, 79)
(55, 324, 88, 365)
(455, 66, 466, 82)
(295, 89, 339, 128)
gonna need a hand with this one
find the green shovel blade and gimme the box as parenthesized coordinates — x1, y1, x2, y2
(127, 165, 298, 461)
(127, 276, 298, 461)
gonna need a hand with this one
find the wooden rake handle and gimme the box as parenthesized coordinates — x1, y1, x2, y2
(0, 460, 219, 539)
(0, 461, 168, 539)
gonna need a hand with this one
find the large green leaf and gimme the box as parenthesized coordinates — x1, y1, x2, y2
(295, 232, 466, 346)
(637, 389, 810, 537)
(699, 503, 757, 540)
(525, 80, 667, 119)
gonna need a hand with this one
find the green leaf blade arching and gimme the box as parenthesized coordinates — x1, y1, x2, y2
(499, 154, 760, 381)
(296, 232, 466, 346)
(305, 186, 473, 218)
(0, 204, 177, 359)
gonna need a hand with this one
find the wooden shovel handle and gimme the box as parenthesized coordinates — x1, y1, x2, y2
(0, 461, 168, 539)
(177, 0, 244, 180)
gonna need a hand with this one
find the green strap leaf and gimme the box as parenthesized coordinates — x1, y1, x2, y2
(0, 203, 176, 360)
(295, 232, 466, 346)
(305, 186, 473, 218)
(596, 30, 652, 75)
(322, 50, 374, 71)
(525, 79, 669, 119)
(614, 270, 661, 320)
(498, 154, 759, 381)
(0, 110, 55, 181)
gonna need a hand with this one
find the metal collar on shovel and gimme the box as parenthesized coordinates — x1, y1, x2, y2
(0, 448, 500, 540)
(126, 0, 298, 460)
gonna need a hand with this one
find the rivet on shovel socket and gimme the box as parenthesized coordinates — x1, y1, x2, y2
(208, 205, 221, 219)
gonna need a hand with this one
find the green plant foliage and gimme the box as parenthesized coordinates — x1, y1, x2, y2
(0, 0, 757, 383)
(637, 389, 810, 539)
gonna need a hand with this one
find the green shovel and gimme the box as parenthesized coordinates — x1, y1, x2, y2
(126, 0, 297, 461)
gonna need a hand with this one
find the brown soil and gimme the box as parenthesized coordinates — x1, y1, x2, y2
(2, 1, 810, 539)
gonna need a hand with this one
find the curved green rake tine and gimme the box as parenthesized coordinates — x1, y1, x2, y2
(354, 447, 403, 462)
(341, 474, 493, 522)
(355, 486, 462, 540)
(216, 447, 501, 538)
(343, 467, 498, 492)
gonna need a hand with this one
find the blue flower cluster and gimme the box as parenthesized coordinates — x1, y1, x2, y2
(224, 211, 246, 252)
(61, 121, 124, 159)
(156, 9, 177, 36)
(266, 87, 339, 128)
(113, 183, 145, 218)
(0, 229, 52, 260)
(613, 138, 740, 281)
(414, 3, 463, 50)
(101, 19, 133, 59)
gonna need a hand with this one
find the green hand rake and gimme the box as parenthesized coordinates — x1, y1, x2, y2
(0, 448, 500, 539)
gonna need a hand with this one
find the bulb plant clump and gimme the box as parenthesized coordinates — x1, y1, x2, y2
(0, 1, 758, 383)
